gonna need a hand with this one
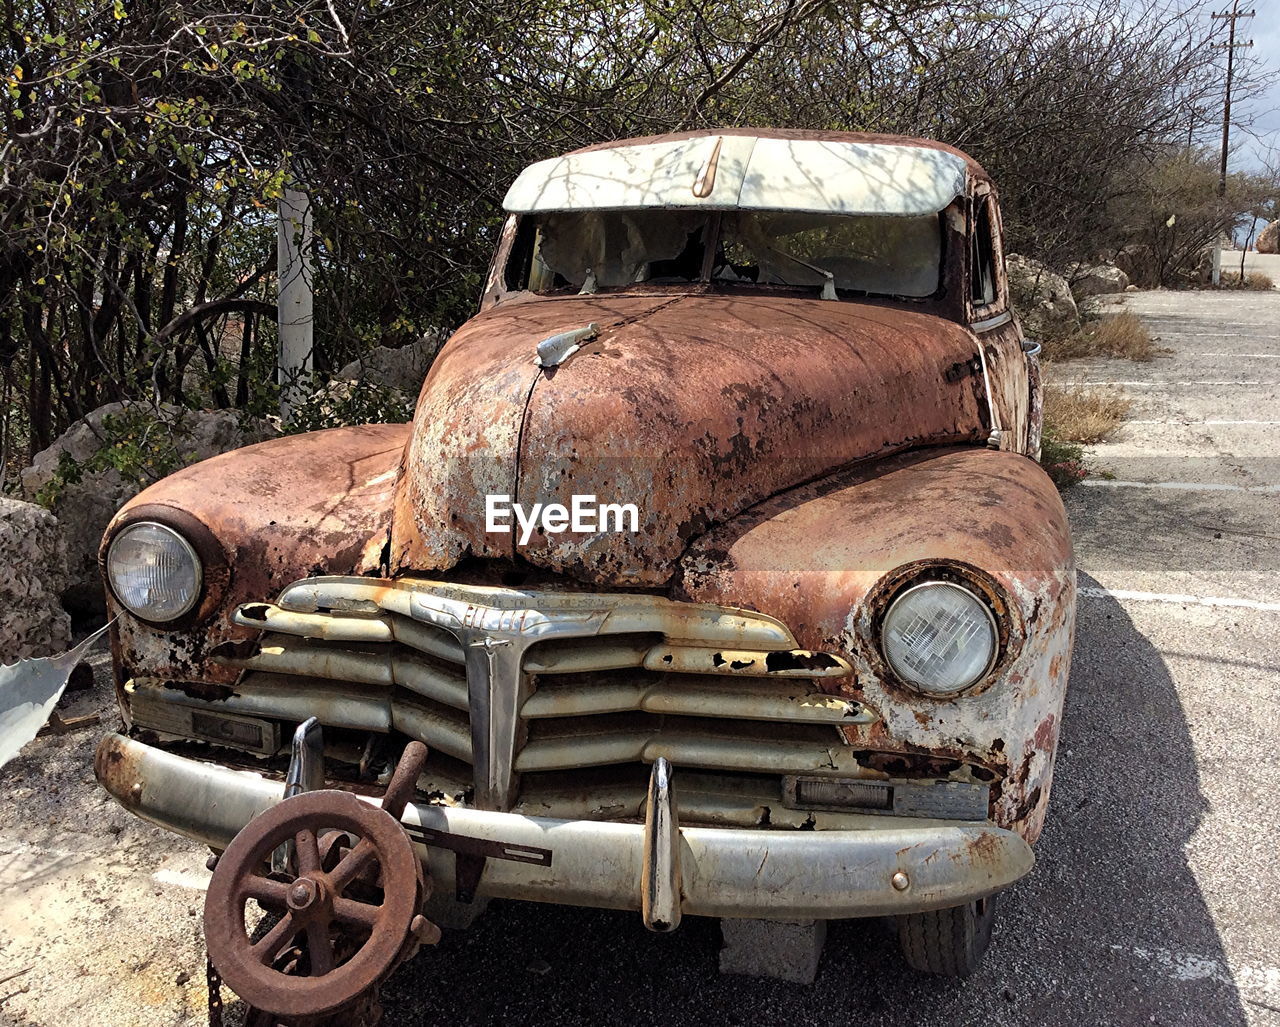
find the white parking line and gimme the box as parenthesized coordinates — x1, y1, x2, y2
(1194, 352, 1280, 359)
(1125, 419, 1280, 425)
(1078, 585, 1280, 613)
(1079, 479, 1279, 494)
(1064, 380, 1280, 387)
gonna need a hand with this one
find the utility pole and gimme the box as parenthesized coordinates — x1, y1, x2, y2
(275, 35, 315, 422)
(1211, 1, 1254, 197)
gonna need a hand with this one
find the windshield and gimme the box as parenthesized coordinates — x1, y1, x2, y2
(504, 209, 942, 299)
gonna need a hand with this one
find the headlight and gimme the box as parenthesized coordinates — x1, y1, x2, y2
(106, 522, 203, 622)
(881, 580, 998, 696)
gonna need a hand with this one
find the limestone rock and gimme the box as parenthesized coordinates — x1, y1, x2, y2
(1006, 254, 1080, 340)
(336, 331, 447, 393)
(1067, 261, 1130, 300)
(0, 497, 71, 662)
(1257, 220, 1279, 255)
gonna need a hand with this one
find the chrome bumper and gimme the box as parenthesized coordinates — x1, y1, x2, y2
(95, 733, 1034, 925)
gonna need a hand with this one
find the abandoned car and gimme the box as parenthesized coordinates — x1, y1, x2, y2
(94, 129, 1074, 1015)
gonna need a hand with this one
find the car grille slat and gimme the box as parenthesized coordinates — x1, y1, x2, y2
(210, 577, 875, 813)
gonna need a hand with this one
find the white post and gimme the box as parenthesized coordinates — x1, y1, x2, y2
(277, 186, 314, 419)
(1211, 242, 1222, 288)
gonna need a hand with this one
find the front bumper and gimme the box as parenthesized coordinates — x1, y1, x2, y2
(96, 733, 1034, 925)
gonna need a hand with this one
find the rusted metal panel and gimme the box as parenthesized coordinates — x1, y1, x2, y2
(498, 293, 990, 586)
(979, 321, 1033, 451)
(389, 294, 676, 574)
(101, 424, 409, 686)
(677, 446, 1075, 842)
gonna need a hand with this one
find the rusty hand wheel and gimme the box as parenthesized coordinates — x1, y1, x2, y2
(204, 742, 431, 1020)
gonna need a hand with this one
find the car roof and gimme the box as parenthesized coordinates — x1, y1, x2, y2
(503, 129, 986, 217)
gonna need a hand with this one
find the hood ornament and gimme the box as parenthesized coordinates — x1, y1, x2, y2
(535, 322, 600, 368)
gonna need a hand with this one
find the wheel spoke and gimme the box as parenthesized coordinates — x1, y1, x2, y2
(240, 874, 290, 912)
(306, 920, 335, 976)
(331, 896, 380, 932)
(328, 837, 375, 891)
(293, 828, 322, 875)
(250, 912, 299, 965)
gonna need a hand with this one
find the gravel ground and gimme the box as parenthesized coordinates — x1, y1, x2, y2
(2, 289, 1277, 1027)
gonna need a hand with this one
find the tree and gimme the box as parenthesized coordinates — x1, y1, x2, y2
(1, 0, 1264, 486)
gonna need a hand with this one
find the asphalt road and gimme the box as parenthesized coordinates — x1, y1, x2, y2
(2, 289, 1277, 1027)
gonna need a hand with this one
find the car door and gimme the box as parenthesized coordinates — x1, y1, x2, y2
(967, 186, 1039, 455)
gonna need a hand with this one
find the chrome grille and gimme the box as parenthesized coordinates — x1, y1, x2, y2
(210, 575, 875, 812)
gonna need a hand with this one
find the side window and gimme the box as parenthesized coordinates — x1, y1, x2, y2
(971, 198, 997, 308)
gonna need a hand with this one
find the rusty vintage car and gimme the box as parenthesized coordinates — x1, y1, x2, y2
(94, 128, 1074, 1014)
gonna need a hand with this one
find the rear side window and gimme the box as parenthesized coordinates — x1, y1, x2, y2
(971, 198, 997, 307)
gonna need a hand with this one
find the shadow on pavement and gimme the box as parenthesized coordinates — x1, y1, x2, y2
(379, 573, 1246, 1027)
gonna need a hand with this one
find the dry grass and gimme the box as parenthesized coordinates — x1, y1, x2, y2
(1220, 271, 1275, 291)
(1043, 385, 1133, 444)
(1043, 311, 1158, 362)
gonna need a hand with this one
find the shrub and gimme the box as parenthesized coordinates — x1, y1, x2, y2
(1044, 312, 1158, 361)
(1039, 430, 1088, 489)
(284, 377, 415, 435)
(34, 406, 191, 508)
(1218, 272, 1275, 291)
(1043, 385, 1133, 444)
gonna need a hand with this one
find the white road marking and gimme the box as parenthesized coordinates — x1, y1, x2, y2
(1193, 352, 1280, 359)
(1079, 479, 1280, 494)
(1078, 585, 1280, 613)
(1063, 380, 1279, 387)
(1125, 419, 1280, 425)
(1112, 944, 1280, 996)
(151, 868, 211, 891)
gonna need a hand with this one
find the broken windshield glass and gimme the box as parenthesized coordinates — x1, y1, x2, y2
(715, 211, 941, 297)
(506, 208, 940, 299)
(519, 210, 710, 292)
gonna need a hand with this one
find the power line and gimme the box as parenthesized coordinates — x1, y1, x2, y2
(1210, 1, 1254, 197)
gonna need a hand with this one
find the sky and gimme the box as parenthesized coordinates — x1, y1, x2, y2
(1233, 2, 1280, 173)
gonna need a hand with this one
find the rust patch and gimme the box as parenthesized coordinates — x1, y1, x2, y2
(764, 650, 842, 673)
(856, 751, 964, 779)
(209, 639, 261, 663)
(163, 679, 235, 702)
(93, 734, 144, 806)
(509, 294, 992, 586)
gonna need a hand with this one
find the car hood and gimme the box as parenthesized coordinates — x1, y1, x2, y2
(390, 292, 990, 586)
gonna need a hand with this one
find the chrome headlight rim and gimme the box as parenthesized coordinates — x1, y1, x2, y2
(105, 520, 205, 624)
(864, 561, 1017, 700)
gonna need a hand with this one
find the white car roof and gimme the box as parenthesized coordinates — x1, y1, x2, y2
(503, 135, 969, 217)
